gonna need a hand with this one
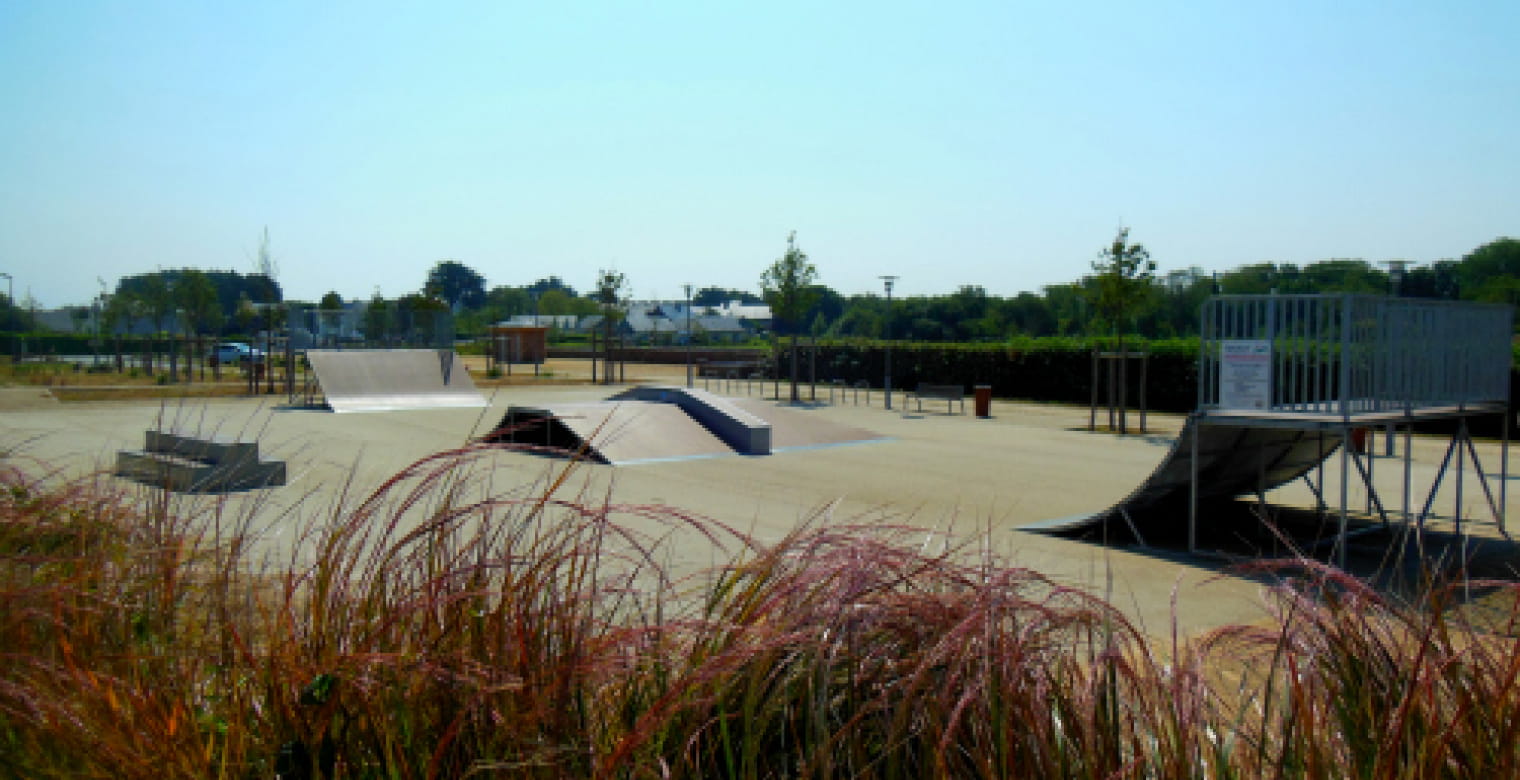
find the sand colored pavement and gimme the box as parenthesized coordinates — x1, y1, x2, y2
(2, 366, 1514, 638)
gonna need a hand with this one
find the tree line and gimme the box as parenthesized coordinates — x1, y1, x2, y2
(13, 235, 1519, 345)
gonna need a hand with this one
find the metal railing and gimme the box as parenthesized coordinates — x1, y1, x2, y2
(1198, 294, 1512, 417)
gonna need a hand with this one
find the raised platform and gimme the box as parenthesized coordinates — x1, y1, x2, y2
(116, 430, 286, 492)
(609, 385, 772, 455)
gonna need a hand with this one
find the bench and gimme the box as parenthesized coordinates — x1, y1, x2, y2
(912, 383, 966, 414)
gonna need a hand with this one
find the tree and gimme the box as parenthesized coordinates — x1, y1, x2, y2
(526, 276, 579, 299)
(316, 291, 345, 344)
(1088, 227, 1155, 433)
(1458, 238, 1520, 304)
(395, 293, 449, 346)
(594, 269, 628, 384)
(177, 270, 222, 336)
(234, 292, 257, 336)
(1400, 260, 1460, 299)
(363, 291, 390, 344)
(760, 231, 820, 403)
(425, 260, 487, 311)
(693, 286, 764, 307)
(536, 289, 573, 318)
(174, 270, 221, 380)
(484, 285, 533, 320)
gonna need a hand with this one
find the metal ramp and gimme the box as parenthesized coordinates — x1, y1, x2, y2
(1024, 419, 1344, 541)
(1032, 294, 1513, 563)
(608, 386, 772, 454)
(305, 349, 487, 413)
(487, 390, 884, 464)
(491, 402, 735, 465)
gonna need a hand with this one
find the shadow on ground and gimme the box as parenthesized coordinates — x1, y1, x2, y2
(1050, 498, 1520, 598)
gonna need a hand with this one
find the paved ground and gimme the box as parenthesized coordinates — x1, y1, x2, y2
(3, 360, 1515, 638)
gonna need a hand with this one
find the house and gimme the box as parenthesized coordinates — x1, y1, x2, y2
(712, 300, 772, 330)
(690, 314, 750, 343)
(498, 314, 578, 331)
(619, 303, 681, 343)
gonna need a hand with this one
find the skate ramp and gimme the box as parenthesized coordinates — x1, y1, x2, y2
(494, 402, 733, 465)
(609, 386, 771, 454)
(491, 390, 885, 464)
(1026, 419, 1344, 536)
(306, 349, 487, 413)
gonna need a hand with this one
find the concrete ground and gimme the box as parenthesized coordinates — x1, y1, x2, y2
(3, 359, 1516, 638)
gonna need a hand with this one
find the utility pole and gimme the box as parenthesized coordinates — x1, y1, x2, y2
(881, 275, 898, 410)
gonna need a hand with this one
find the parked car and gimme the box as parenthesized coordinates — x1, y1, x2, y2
(211, 342, 265, 365)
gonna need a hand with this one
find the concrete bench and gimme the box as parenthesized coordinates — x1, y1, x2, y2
(912, 383, 966, 414)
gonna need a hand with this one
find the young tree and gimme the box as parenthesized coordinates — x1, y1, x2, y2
(176, 269, 222, 379)
(594, 269, 627, 384)
(760, 231, 820, 403)
(235, 292, 257, 336)
(100, 289, 134, 370)
(1088, 227, 1155, 433)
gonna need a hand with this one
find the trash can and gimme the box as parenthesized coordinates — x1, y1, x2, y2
(974, 385, 993, 418)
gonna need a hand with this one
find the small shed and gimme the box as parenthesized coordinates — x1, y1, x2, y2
(488, 325, 548, 364)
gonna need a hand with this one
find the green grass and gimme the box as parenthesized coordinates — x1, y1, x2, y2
(2, 444, 1519, 778)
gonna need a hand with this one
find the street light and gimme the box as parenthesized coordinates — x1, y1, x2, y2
(1384, 260, 1408, 297)
(880, 275, 898, 410)
(683, 284, 694, 388)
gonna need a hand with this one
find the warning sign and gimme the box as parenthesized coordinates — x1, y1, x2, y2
(1218, 340, 1272, 411)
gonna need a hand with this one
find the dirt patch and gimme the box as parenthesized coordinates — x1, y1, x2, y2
(0, 388, 61, 411)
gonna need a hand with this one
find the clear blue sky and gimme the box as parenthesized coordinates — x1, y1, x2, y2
(2, 0, 1515, 308)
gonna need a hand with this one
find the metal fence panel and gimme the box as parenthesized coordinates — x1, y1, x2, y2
(1198, 294, 1511, 417)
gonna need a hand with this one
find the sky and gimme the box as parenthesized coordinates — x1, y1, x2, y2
(1, 1, 1516, 309)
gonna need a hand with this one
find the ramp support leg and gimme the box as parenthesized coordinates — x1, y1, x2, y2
(1503, 407, 1510, 538)
(1120, 507, 1147, 548)
(1188, 415, 1199, 554)
(1338, 421, 1350, 569)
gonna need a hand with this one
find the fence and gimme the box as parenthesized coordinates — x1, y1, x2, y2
(1198, 294, 1512, 417)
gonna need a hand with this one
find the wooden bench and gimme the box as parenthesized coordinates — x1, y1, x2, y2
(912, 383, 966, 414)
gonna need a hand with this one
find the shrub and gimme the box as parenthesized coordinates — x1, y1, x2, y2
(2, 447, 1518, 777)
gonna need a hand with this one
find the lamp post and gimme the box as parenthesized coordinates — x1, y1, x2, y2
(683, 284, 694, 387)
(880, 275, 898, 410)
(1384, 260, 1407, 297)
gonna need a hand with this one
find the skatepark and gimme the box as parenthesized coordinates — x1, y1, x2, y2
(5, 296, 1518, 638)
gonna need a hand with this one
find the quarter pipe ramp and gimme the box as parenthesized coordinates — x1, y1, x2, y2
(306, 349, 488, 413)
(1026, 418, 1345, 539)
